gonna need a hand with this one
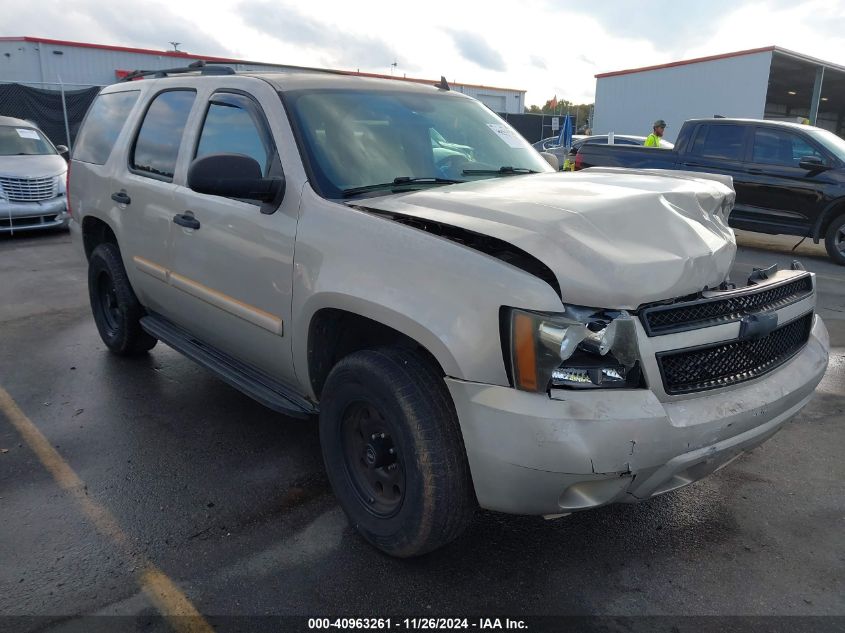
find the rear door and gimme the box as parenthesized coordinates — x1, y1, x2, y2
(164, 83, 300, 386)
(680, 123, 752, 205)
(118, 88, 198, 312)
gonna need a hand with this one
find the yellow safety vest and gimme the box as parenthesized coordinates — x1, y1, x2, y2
(644, 133, 661, 148)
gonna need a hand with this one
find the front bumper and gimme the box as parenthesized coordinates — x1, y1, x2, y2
(447, 315, 829, 515)
(0, 197, 69, 232)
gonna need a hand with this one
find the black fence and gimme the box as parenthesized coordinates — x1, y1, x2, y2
(497, 112, 591, 144)
(0, 83, 100, 148)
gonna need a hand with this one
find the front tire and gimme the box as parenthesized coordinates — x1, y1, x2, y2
(88, 242, 157, 355)
(319, 347, 475, 557)
(824, 213, 845, 265)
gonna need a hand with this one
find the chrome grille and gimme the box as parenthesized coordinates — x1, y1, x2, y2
(640, 274, 813, 336)
(656, 313, 813, 395)
(0, 176, 57, 202)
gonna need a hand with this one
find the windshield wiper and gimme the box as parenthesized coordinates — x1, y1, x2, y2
(462, 166, 538, 175)
(341, 176, 464, 198)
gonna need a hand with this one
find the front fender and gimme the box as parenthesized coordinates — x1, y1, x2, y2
(291, 188, 563, 399)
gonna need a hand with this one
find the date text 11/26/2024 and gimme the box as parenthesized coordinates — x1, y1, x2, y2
(307, 619, 528, 630)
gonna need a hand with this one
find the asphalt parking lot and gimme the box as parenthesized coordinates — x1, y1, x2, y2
(0, 228, 843, 627)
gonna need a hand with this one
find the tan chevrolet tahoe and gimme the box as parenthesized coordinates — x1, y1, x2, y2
(69, 64, 830, 557)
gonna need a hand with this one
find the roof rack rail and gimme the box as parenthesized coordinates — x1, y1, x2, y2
(119, 60, 235, 82)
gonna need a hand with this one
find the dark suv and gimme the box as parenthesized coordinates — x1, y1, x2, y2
(575, 118, 845, 264)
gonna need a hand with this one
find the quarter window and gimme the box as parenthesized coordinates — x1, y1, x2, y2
(752, 128, 826, 167)
(131, 90, 196, 181)
(690, 125, 746, 161)
(195, 93, 274, 176)
(73, 91, 139, 165)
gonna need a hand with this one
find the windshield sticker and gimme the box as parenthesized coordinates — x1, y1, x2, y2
(16, 128, 40, 140)
(486, 123, 524, 149)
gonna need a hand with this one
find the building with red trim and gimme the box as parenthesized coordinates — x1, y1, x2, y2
(592, 46, 845, 141)
(0, 36, 527, 113)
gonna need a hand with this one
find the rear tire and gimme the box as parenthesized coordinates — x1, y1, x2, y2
(88, 243, 157, 355)
(824, 213, 845, 265)
(319, 347, 475, 557)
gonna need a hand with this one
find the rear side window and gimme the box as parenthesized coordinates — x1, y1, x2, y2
(690, 124, 746, 161)
(195, 93, 274, 176)
(73, 91, 139, 165)
(131, 90, 196, 181)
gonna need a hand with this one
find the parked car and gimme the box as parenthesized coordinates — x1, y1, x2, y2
(533, 134, 673, 168)
(576, 118, 845, 265)
(0, 116, 69, 233)
(69, 68, 829, 557)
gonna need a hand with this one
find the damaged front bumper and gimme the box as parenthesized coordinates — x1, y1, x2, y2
(0, 197, 69, 232)
(446, 315, 829, 515)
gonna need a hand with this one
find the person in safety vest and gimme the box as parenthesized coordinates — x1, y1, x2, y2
(644, 120, 666, 147)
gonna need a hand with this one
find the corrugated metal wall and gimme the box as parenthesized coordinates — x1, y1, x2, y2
(0, 40, 526, 113)
(453, 85, 524, 114)
(593, 51, 773, 142)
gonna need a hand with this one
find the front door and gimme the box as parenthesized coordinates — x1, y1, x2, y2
(164, 88, 299, 387)
(738, 126, 835, 234)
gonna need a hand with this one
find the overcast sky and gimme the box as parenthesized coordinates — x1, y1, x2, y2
(3, 0, 845, 106)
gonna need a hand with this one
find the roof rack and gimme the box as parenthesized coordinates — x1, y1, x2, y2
(119, 60, 235, 82)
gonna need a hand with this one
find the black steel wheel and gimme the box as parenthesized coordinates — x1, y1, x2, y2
(88, 242, 157, 355)
(824, 212, 845, 266)
(319, 347, 475, 557)
(340, 401, 405, 518)
(94, 270, 121, 336)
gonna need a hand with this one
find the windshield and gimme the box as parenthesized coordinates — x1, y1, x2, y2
(0, 125, 56, 156)
(806, 128, 845, 162)
(286, 89, 552, 198)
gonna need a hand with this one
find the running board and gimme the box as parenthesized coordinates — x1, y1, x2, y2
(140, 314, 316, 419)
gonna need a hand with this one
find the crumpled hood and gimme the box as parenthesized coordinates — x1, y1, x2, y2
(0, 154, 67, 179)
(356, 167, 737, 309)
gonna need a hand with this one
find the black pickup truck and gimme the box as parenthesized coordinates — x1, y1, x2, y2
(575, 118, 845, 265)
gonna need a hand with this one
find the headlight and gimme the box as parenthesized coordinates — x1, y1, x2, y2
(504, 306, 642, 392)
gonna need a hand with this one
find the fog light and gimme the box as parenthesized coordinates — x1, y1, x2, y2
(551, 359, 638, 389)
(552, 367, 592, 385)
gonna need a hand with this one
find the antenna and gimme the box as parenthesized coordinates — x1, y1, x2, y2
(169, 42, 181, 52)
(435, 75, 450, 91)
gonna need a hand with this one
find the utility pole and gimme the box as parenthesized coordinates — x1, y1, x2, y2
(390, 60, 398, 76)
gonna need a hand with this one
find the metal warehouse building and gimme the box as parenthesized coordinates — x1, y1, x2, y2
(0, 36, 526, 113)
(593, 46, 845, 142)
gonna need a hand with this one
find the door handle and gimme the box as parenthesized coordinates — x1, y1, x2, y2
(173, 213, 200, 230)
(111, 190, 131, 205)
(747, 168, 763, 174)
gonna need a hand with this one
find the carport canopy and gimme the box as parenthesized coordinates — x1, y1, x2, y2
(765, 48, 845, 136)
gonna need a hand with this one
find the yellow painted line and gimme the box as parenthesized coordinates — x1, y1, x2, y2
(0, 386, 214, 633)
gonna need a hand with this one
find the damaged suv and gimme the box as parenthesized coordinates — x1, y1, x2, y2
(69, 66, 830, 557)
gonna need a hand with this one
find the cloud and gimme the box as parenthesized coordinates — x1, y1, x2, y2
(529, 55, 547, 69)
(444, 29, 506, 72)
(1, 0, 235, 58)
(238, 1, 404, 71)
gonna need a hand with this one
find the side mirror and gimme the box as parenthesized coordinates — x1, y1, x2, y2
(187, 153, 284, 203)
(55, 145, 69, 157)
(539, 151, 559, 171)
(798, 155, 827, 171)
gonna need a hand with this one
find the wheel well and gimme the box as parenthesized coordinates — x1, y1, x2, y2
(82, 216, 117, 260)
(308, 309, 444, 399)
(819, 200, 845, 239)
